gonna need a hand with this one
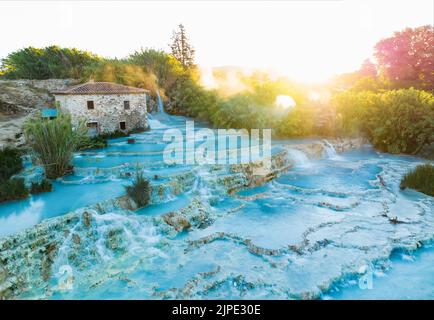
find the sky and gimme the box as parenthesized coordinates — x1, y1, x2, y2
(1, 0, 433, 83)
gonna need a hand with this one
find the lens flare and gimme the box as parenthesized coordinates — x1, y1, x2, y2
(275, 95, 296, 110)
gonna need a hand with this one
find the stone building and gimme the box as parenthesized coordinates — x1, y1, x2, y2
(52, 82, 149, 135)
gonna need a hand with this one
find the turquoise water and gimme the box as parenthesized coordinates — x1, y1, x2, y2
(1, 113, 433, 299)
(324, 244, 434, 300)
(0, 180, 127, 238)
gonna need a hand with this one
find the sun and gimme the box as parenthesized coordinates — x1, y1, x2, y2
(275, 95, 296, 110)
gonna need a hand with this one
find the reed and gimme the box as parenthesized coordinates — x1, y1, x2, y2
(400, 164, 434, 197)
(125, 168, 151, 208)
(24, 111, 87, 179)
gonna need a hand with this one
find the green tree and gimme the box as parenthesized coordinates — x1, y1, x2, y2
(83, 59, 158, 91)
(167, 76, 219, 118)
(128, 48, 185, 90)
(1, 46, 101, 79)
(169, 24, 195, 69)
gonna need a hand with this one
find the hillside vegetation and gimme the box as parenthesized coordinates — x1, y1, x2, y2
(1, 25, 433, 156)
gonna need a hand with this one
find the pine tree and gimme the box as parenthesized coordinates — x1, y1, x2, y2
(169, 24, 195, 69)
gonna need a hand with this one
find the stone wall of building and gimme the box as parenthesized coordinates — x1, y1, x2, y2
(54, 93, 148, 133)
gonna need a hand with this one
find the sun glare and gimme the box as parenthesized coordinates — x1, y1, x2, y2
(308, 91, 321, 101)
(275, 95, 296, 110)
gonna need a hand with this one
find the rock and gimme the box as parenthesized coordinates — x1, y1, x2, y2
(389, 216, 405, 225)
(72, 234, 81, 245)
(229, 151, 291, 191)
(0, 79, 79, 147)
(41, 242, 58, 281)
(82, 211, 92, 228)
(163, 212, 191, 232)
(0, 267, 8, 283)
(105, 228, 125, 251)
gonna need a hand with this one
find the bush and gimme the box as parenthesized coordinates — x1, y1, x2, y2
(0, 178, 29, 202)
(77, 136, 108, 151)
(275, 106, 315, 137)
(100, 130, 129, 139)
(1, 46, 101, 79)
(128, 126, 149, 134)
(30, 179, 53, 194)
(24, 111, 88, 179)
(333, 88, 434, 154)
(0, 147, 23, 181)
(400, 164, 434, 196)
(125, 170, 151, 208)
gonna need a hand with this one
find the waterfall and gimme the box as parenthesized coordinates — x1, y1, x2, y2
(287, 148, 311, 168)
(148, 90, 168, 129)
(322, 140, 343, 160)
(156, 90, 165, 114)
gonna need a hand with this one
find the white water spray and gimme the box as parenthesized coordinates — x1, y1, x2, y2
(287, 148, 311, 168)
(148, 90, 169, 129)
(322, 140, 343, 160)
(156, 90, 165, 115)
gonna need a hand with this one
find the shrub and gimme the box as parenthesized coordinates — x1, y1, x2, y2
(0, 178, 29, 202)
(76, 128, 149, 151)
(77, 136, 108, 151)
(100, 130, 129, 139)
(30, 179, 53, 194)
(400, 164, 434, 196)
(211, 95, 273, 130)
(1, 46, 101, 79)
(125, 170, 151, 208)
(333, 88, 434, 154)
(128, 126, 148, 134)
(275, 106, 315, 137)
(0, 147, 23, 181)
(24, 111, 88, 179)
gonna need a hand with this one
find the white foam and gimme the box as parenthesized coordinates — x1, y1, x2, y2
(287, 148, 311, 168)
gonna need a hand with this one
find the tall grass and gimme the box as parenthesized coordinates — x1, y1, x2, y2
(125, 169, 151, 208)
(24, 111, 87, 179)
(400, 164, 434, 197)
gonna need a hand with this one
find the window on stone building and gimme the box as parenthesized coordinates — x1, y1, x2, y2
(124, 100, 130, 110)
(119, 121, 126, 130)
(87, 101, 94, 110)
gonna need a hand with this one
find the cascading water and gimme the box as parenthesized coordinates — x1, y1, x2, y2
(147, 90, 168, 129)
(322, 140, 343, 160)
(1, 111, 433, 300)
(286, 148, 311, 168)
(156, 90, 165, 114)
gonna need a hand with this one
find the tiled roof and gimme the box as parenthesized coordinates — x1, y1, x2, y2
(52, 82, 148, 95)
